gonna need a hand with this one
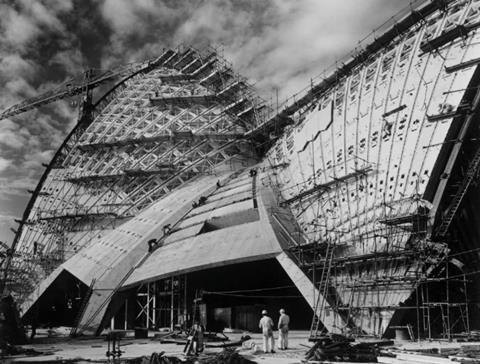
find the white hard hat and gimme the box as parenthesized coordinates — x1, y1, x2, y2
(279, 308, 285, 314)
(262, 310, 267, 315)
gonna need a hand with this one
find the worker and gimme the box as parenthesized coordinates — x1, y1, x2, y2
(147, 239, 157, 252)
(30, 304, 40, 341)
(278, 308, 290, 350)
(163, 224, 171, 235)
(383, 118, 394, 137)
(191, 320, 204, 355)
(258, 310, 275, 353)
(48, 305, 57, 336)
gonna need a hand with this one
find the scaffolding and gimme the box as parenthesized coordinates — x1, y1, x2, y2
(287, 195, 472, 340)
(2, 44, 276, 306)
(134, 276, 188, 331)
(263, 123, 478, 340)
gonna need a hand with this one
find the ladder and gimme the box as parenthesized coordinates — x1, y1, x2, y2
(343, 282, 358, 333)
(458, 303, 469, 333)
(440, 304, 450, 339)
(310, 241, 335, 339)
(406, 324, 415, 341)
(436, 145, 480, 237)
(70, 278, 96, 337)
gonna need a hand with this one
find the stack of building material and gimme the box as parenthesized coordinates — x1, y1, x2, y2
(453, 344, 480, 361)
(378, 349, 480, 364)
(305, 335, 389, 362)
(136, 349, 256, 364)
(199, 348, 256, 364)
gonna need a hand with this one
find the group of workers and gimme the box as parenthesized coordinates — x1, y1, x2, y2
(187, 308, 290, 356)
(258, 309, 290, 353)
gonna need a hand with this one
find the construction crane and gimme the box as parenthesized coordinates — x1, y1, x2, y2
(0, 53, 170, 122)
(0, 51, 173, 295)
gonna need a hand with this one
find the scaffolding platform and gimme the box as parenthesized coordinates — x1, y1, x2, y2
(150, 94, 218, 107)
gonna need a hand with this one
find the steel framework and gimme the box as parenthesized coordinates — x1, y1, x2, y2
(2, 45, 274, 305)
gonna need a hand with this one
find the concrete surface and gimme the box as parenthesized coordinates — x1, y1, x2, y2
(4, 329, 311, 363)
(5, 328, 480, 364)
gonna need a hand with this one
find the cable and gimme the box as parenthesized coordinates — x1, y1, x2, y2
(202, 285, 296, 294)
(204, 292, 304, 299)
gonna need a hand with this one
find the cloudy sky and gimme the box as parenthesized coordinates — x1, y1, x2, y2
(0, 0, 411, 245)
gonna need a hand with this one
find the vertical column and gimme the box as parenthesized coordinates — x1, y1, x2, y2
(152, 282, 156, 329)
(170, 277, 174, 331)
(146, 283, 150, 329)
(184, 274, 188, 330)
(446, 257, 451, 341)
(463, 273, 470, 335)
(124, 300, 128, 330)
(426, 285, 431, 340)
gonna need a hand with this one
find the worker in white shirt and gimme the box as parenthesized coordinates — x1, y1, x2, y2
(278, 308, 290, 350)
(258, 310, 275, 353)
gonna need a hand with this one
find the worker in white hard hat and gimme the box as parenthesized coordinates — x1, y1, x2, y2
(258, 309, 275, 353)
(278, 308, 290, 350)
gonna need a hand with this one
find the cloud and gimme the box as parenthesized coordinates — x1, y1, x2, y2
(0, 0, 73, 51)
(0, 6, 40, 48)
(99, 0, 187, 67)
(0, 120, 29, 150)
(101, 0, 176, 35)
(0, 157, 12, 173)
(0, 54, 37, 82)
(49, 49, 86, 75)
(0, 213, 18, 221)
(99, 0, 407, 101)
(0, 176, 37, 194)
(22, 149, 54, 170)
(175, 0, 408, 100)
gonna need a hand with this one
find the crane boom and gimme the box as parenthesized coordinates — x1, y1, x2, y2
(0, 56, 163, 121)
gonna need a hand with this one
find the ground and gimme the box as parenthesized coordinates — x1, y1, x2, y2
(3, 329, 310, 364)
(4, 329, 480, 364)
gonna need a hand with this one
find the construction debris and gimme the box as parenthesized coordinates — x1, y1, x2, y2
(134, 352, 182, 364)
(378, 345, 480, 364)
(131, 349, 256, 364)
(0, 343, 51, 357)
(198, 348, 257, 364)
(305, 334, 392, 363)
(205, 335, 251, 349)
(159, 331, 232, 346)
